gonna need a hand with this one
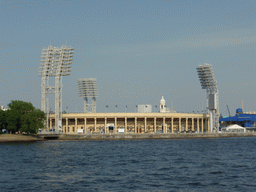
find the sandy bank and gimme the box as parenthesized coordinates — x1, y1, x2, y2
(0, 134, 43, 143)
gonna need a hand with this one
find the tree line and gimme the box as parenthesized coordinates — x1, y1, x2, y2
(0, 100, 46, 134)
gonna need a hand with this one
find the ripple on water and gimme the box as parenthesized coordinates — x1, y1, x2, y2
(1, 137, 256, 191)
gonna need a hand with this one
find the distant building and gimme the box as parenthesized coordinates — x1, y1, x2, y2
(137, 105, 152, 113)
(159, 96, 176, 113)
(219, 108, 256, 128)
(0, 106, 9, 111)
(160, 96, 166, 113)
(48, 112, 210, 134)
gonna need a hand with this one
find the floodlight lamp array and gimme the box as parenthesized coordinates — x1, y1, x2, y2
(38, 45, 74, 77)
(197, 63, 217, 90)
(78, 78, 99, 98)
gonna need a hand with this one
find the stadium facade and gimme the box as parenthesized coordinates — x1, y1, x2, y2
(48, 112, 210, 134)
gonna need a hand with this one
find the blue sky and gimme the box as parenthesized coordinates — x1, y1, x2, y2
(1, 0, 256, 115)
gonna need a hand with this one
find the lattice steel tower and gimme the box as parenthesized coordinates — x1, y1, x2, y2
(39, 45, 74, 131)
(78, 78, 99, 113)
(197, 63, 219, 132)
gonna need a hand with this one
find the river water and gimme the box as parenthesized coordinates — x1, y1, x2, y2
(0, 137, 256, 191)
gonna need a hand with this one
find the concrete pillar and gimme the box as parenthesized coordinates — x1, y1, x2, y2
(144, 117, 147, 133)
(171, 117, 174, 133)
(84, 118, 87, 134)
(197, 118, 199, 133)
(208, 118, 210, 133)
(185, 118, 188, 132)
(62, 119, 65, 133)
(50, 118, 52, 130)
(115, 117, 117, 134)
(105, 117, 107, 134)
(163, 117, 166, 133)
(135, 117, 137, 134)
(154, 117, 156, 133)
(179, 118, 181, 132)
(125, 117, 127, 133)
(192, 118, 194, 131)
(94, 117, 97, 133)
(201, 118, 204, 133)
(75, 118, 77, 134)
(65, 118, 68, 134)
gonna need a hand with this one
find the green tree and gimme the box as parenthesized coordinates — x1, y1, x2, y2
(5, 109, 20, 133)
(5, 100, 45, 134)
(20, 109, 45, 134)
(0, 110, 8, 131)
(221, 121, 231, 127)
(6, 100, 35, 133)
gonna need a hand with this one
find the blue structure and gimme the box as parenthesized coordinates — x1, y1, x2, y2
(219, 108, 256, 128)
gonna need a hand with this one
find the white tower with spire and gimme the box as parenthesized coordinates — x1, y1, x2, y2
(160, 96, 166, 113)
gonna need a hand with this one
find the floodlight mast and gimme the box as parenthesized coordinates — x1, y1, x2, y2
(39, 45, 74, 131)
(197, 63, 219, 132)
(39, 47, 55, 130)
(78, 78, 99, 113)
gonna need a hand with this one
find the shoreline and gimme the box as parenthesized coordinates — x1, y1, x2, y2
(1, 133, 256, 143)
(41, 132, 256, 141)
(0, 134, 44, 143)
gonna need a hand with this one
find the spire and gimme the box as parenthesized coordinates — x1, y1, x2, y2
(160, 96, 166, 113)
